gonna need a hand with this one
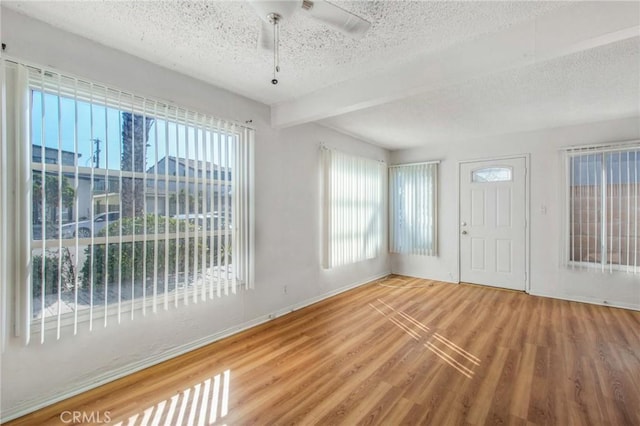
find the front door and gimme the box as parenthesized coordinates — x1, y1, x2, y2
(459, 157, 527, 291)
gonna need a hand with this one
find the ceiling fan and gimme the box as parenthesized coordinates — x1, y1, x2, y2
(247, 0, 371, 84)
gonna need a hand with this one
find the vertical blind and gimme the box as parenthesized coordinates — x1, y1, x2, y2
(321, 147, 385, 269)
(389, 162, 438, 256)
(565, 143, 639, 274)
(5, 60, 254, 343)
(0, 60, 8, 352)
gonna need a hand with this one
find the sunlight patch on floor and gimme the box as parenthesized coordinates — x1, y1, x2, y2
(369, 299, 480, 379)
(112, 370, 231, 426)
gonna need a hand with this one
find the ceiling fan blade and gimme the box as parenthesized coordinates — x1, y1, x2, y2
(258, 19, 274, 51)
(305, 0, 371, 38)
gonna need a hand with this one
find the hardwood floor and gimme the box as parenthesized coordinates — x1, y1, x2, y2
(7, 276, 640, 425)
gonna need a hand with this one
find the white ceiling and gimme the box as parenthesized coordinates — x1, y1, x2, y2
(4, 1, 640, 150)
(321, 36, 640, 148)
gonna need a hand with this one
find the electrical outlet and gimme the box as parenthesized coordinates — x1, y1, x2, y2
(283, 285, 288, 294)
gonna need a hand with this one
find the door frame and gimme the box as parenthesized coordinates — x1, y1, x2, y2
(457, 154, 531, 293)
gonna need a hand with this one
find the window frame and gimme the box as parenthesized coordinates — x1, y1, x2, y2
(564, 142, 639, 274)
(3, 59, 255, 342)
(389, 161, 439, 256)
(321, 147, 386, 269)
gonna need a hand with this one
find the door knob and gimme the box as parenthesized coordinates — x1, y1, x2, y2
(461, 230, 468, 235)
(461, 221, 467, 226)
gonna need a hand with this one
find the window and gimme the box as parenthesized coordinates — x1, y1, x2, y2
(321, 148, 385, 269)
(472, 167, 512, 182)
(389, 162, 438, 255)
(4, 61, 254, 342)
(566, 145, 639, 273)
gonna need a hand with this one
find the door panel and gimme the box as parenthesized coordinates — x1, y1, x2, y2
(471, 238, 486, 270)
(471, 189, 485, 226)
(460, 158, 527, 290)
(495, 239, 512, 273)
(496, 187, 511, 228)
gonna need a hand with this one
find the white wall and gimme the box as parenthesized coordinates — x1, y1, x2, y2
(3, 6, 638, 421)
(390, 117, 640, 310)
(0, 9, 390, 420)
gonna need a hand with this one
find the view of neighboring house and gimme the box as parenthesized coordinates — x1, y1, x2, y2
(31, 145, 90, 237)
(145, 155, 232, 217)
(32, 144, 232, 239)
(31, 143, 78, 166)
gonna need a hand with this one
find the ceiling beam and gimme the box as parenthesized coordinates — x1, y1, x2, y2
(271, 1, 640, 129)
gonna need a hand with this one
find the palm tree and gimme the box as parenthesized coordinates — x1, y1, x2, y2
(121, 112, 154, 217)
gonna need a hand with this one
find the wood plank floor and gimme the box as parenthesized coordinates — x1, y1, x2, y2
(6, 276, 640, 425)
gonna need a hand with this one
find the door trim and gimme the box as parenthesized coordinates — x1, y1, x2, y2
(457, 154, 530, 293)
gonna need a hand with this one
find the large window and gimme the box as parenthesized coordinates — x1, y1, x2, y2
(567, 145, 639, 273)
(4, 61, 254, 342)
(389, 162, 438, 255)
(321, 148, 385, 269)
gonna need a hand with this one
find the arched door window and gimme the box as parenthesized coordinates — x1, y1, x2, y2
(471, 166, 512, 182)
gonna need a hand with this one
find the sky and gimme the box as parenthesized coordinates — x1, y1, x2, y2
(31, 90, 234, 172)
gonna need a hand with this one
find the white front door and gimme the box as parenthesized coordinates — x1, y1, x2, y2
(459, 157, 527, 291)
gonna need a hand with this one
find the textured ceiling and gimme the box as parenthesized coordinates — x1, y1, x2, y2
(321, 36, 640, 149)
(3, 1, 639, 150)
(4, 1, 567, 104)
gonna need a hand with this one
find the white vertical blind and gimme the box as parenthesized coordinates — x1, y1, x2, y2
(3, 59, 254, 343)
(0, 59, 8, 352)
(16, 62, 32, 346)
(389, 162, 438, 256)
(565, 143, 639, 274)
(321, 147, 385, 269)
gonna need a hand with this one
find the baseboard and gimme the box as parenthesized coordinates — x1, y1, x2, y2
(1, 272, 389, 423)
(394, 273, 639, 311)
(528, 290, 640, 311)
(270, 272, 390, 319)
